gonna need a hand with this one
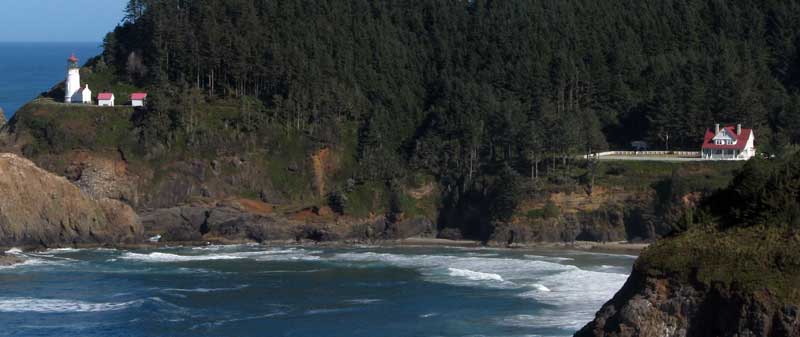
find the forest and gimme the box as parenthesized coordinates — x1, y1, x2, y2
(96, 0, 800, 237)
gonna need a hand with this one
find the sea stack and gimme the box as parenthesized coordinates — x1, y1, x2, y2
(0, 107, 5, 127)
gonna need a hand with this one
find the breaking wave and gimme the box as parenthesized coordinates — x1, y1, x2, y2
(119, 248, 321, 263)
(0, 297, 143, 313)
(448, 268, 504, 282)
(120, 252, 246, 262)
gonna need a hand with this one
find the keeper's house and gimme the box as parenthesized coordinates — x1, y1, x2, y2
(701, 123, 755, 160)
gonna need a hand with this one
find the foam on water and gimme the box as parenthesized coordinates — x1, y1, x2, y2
(331, 249, 630, 331)
(4, 248, 22, 255)
(0, 256, 73, 270)
(343, 298, 382, 304)
(529, 283, 551, 292)
(330, 251, 570, 289)
(0, 297, 142, 313)
(161, 284, 250, 293)
(524, 254, 574, 262)
(120, 248, 322, 263)
(448, 268, 504, 282)
(120, 252, 246, 262)
(516, 267, 629, 330)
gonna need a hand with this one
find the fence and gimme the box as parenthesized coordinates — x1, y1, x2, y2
(583, 151, 701, 159)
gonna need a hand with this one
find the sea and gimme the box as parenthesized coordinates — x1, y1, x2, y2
(0, 245, 633, 337)
(0, 42, 102, 120)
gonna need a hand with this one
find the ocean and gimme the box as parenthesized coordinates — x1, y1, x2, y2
(0, 42, 102, 119)
(0, 245, 632, 337)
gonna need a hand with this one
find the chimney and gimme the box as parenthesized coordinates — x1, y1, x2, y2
(714, 123, 720, 134)
(736, 124, 742, 135)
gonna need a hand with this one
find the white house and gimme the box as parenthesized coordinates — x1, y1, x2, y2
(130, 93, 147, 107)
(75, 85, 92, 104)
(98, 93, 115, 107)
(701, 123, 755, 160)
(64, 54, 91, 104)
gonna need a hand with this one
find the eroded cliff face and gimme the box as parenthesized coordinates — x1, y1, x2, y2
(0, 153, 143, 247)
(576, 265, 800, 337)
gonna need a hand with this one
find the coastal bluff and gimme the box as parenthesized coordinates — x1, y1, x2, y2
(575, 261, 800, 337)
(576, 154, 800, 337)
(0, 153, 143, 248)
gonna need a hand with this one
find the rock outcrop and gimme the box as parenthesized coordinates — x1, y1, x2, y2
(575, 266, 800, 337)
(140, 198, 438, 244)
(140, 200, 296, 243)
(0, 107, 6, 127)
(0, 153, 143, 247)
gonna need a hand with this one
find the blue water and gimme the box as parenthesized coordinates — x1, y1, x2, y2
(0, 42, 102, 119)
(0, 245, 633, 336)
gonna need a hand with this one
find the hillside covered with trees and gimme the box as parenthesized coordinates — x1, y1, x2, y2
(7, 0, 800, 241)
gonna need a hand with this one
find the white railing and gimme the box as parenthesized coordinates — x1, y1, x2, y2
(583, 151, 701, 159)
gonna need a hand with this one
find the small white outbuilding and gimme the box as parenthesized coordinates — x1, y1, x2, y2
(98, 93, 115, 107)
(75, 85, 92, 104)
(130, 93, 147, 107)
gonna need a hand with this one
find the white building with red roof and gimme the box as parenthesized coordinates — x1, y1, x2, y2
(97, 93, 115, 107)
(130, 93, 147, 107)
(701, 123, 755, 160)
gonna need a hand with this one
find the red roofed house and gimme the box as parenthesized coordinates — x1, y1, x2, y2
(97, 93, 115, 107)
(130, 93, 147, 107)
(701, 123, 755, 160)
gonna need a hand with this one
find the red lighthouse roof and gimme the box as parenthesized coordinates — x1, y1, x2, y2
(68, 53, 78, 63)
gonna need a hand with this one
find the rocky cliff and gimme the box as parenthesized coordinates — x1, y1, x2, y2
(0, 153, 143, 248)
(576, 155, 800, 337)
(576, 232, 800, 337)
(576, 266, 800, 336)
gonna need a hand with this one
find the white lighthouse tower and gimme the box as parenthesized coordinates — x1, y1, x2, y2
(65, 54, 81, 103)
(64, 54, 91, 104)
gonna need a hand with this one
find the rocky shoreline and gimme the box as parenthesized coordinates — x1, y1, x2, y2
(0, 253, 24, 266)
(0, 237, 647, 258)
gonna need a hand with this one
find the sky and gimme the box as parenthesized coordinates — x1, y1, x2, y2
(0, 0, 129, 42)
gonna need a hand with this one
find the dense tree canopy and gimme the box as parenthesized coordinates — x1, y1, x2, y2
(100, 0, 800, 236)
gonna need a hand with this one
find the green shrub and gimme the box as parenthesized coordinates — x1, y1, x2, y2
(327, 191, 348, 215)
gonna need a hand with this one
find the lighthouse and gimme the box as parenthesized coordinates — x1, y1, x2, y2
(64, 54, 91, 104)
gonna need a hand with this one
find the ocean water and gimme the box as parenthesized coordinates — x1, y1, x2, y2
(0, 42, 102, 119)
(0, 245, 633, 336)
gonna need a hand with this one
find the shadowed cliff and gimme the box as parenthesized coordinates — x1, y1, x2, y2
(576, 153, 800, 336)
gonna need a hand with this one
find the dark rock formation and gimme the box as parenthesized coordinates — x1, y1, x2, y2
(140, 201, 295, 243)
(575, 266, 800, 337)
(359, 216, 436, 240)
(0, 153, 143, 248)
(0, 253, 24, 266)
(142, 200, 438, 244)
